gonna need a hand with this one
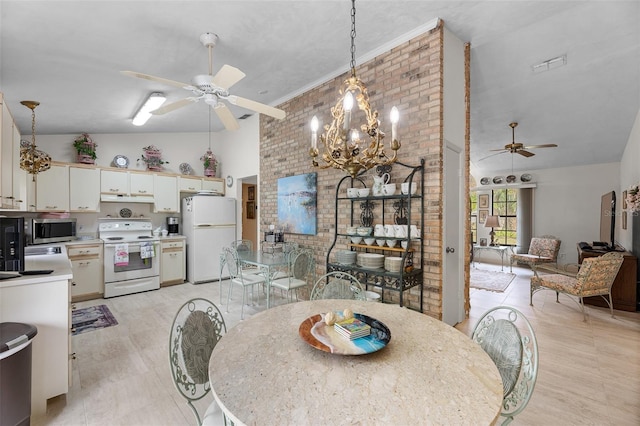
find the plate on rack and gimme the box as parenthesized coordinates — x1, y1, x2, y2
(506, 175, 517, 183)
(520, 173, 532, 182)
(113, 155, 129, 168)
(480, 177, 491, 185)
(298, 313, 391, 355)
(493, 176, 504, 184)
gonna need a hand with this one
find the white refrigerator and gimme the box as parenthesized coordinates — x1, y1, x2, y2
(182, 195, 237, 283)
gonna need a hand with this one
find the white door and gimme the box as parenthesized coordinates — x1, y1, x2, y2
(442, 143, 464, 325)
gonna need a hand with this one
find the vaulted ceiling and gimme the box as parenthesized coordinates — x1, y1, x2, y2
(1, 1, 638, 174)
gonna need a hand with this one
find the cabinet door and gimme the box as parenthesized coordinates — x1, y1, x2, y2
(178, 176, 202, 193)
(69, 167, 100, 212)
(36, 164, 70, 211)
(154, 174, 178, 213)
(101, 169, 128, 194)
(1, 97, 14, 208)
(130, 172, 154, 196)
(161, 240, 185, 284)
(11, 122, 27, 211)
(70, 257, 103, 298)
(202, 177, 225, 195)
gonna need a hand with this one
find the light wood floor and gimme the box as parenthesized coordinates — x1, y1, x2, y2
(34, 263, 640, 425)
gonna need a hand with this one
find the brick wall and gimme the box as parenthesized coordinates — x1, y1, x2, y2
(260, 25, 447, 317)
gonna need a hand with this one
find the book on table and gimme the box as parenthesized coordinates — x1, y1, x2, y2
(334, 317, 371, 340)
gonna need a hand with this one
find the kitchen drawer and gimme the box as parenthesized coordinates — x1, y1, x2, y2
(162, 240, 184, 250)
(67, 244, 102, 258)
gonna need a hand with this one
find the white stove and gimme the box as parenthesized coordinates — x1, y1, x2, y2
(99, 219, 160, 298)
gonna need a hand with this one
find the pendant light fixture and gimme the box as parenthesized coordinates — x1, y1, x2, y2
(309, 0, 401, 178)
(19, 100, 51, 181)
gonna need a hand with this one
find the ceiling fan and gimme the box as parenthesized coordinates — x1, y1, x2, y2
(487, 122, 558, 158)
(121, 32, 286, 131)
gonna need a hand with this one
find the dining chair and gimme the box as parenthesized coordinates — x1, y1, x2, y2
(310, 271, 366, 301)
(169, 298, 228, 426)
(224, 247, 267, 319)
(471, 306, 538, 425)
(270, 248, 314, 303)
(530, 251, 624, 321)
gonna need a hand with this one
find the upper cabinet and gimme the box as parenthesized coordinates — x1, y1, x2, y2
(178, 176, 202, 193)
(100, 169, 129, 195)
(154, 174, 178, 213)
(1, 93, 26, 210)
(36, 164, 70, 211)
(69, 166, 100, 212)
(130, 172, 154, 196)
(202, 177, 225, 195)
(100, 169, 154, 201)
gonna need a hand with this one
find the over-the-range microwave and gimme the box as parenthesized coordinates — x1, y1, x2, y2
(30, 218, 78, 245)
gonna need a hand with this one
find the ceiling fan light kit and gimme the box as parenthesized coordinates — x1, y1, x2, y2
(132, 92, 166, 126)
(122, 32, 285, 131)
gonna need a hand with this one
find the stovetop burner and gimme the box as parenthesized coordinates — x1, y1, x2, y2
(137, 236, 152, 239)
(106, 237, 124, 241)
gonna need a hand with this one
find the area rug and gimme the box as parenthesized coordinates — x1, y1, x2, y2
(470, 269, 516, 292)
(72, 305, 118, 335)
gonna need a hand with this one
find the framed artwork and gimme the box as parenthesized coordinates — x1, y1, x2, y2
(246, 201, 255, 219)
(622, 210, 627, 230)
(277, 173, 317, 235)
(479, 238, 487, 246)
(248, 186, 255, 201)
(478, 194, 489, 209)
(246, 201, 256, 219)
(479, 209, 488, 224)
(623, 190, 627, 209)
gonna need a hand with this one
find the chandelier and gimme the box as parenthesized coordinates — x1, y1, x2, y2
(19, 101, 51, 181)
(309, 0, 400, 178)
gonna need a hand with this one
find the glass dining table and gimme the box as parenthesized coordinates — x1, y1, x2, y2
(235, 250, 289, 308)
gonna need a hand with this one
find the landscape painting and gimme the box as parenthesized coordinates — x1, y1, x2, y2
(277, 173, 317, 235)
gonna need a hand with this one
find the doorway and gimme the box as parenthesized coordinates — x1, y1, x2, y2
(241, 177, 258, 249)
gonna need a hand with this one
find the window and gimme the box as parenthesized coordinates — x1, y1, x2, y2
(492, 188, 517, 245)
(469, 193, 478, 243)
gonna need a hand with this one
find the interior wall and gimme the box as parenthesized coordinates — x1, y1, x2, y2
(619, 109, 640, 250)
(259, 25, 445, 316)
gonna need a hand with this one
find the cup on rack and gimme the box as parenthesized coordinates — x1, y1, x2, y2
(357, 188, 370, 197)
(374, 224, 385, 237)
(410, 225, 420, 238)
(384, 224, 395, 237)
(394, 224, 407, 238)
(382, 183, 396, 196)
(401, 182, 418, 195)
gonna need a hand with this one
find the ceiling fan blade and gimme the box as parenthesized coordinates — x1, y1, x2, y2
(523, 144, 558, 149)
(212, 65, 246, 90)
(517, 150, 535, 157)
(214, 103, 240, 131)
(478, 151, 508, 161)
(227, 95, 286, 120)
(121, 71, 193, 90)
(151, 98, 197, 115)
(489, 148, 508, 152)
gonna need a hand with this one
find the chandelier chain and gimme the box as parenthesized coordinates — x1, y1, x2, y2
(349, 0, 357, 77)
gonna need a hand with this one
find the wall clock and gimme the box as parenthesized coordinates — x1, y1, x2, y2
(226, 175, 234, 187)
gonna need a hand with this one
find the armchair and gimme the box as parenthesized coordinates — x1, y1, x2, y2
(530, 251, 624, 320)
(511, 235, 561, 271)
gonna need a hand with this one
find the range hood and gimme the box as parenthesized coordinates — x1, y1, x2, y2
(100, 194, 154, 203)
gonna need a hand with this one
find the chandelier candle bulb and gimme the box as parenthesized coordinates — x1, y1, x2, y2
(390, 106, 399, 141)
(343, 91, 353, 130)
(311, 116, 319, 150)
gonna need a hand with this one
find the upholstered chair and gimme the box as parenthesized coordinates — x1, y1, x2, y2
(511, 235, 561, 271)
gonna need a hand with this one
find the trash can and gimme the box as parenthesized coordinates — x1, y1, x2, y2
(1, 322, 38, 426)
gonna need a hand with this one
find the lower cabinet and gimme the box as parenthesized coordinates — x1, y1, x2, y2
(67, 243, 103, 301)
(161, 238, 185, 286)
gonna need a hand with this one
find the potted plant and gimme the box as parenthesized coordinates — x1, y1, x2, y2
(73, 133, 97, 164)
(138, 145, 168, 171)
(200, 149, 217, 177)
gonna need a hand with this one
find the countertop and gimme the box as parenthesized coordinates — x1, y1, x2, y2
(0, 244, 73, 289)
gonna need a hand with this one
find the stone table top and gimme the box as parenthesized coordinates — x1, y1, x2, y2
(209, 300, 503, 425)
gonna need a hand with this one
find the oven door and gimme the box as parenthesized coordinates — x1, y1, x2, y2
(103, 241, 160, 282)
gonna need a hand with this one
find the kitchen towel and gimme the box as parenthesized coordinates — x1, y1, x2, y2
(114, 243, 129, 266)
(140, 242, 154, 259)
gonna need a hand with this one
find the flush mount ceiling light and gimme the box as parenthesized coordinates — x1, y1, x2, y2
(309, 0, 401, 178)
(132, 92, 166, 126)
(531, 54, 567, 73)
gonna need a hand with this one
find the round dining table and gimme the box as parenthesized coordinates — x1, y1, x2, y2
(208, 300, 503, 425)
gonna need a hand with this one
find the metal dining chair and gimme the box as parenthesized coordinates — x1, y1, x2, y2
(224, 247, 267, 319)
(169, 298, 228, 426)
(270, 248, 314, 303)
(310, 271, 366, 301)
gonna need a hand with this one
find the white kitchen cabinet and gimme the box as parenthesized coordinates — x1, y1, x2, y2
(154, 174, 179, 213)
(67, 243, 103, 301)
(161, 238, 185, 285)
(1, 93, 26, 210)
(130, 171, 154, 196)
(202, 177, 225, 195)
(100, 169, 128, 194)
(11, 123, 27, 211)
(178, 175, 202, 193)
(69, 166, 100, 212)
(36, 163, 70, 211)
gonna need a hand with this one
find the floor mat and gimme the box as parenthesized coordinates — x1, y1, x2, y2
(72, 305, 118, 335)
(470, 269, 516, 292)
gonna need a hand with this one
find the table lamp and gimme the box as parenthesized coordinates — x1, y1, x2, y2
(484, 215, 501, 246)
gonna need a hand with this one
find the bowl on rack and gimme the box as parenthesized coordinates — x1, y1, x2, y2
(363, 237, 376, 246)
(350, 236, 363, 244)
(386, 239, 397, 248)
(357, 227, 372, 236)
(376, 239, 386, 247)
(346, 226, 358, 235)
(401, 182, 418, 195)
(347, 188, 359, 198)
(358, 188, 370, 197)
(401, 240, 409, 249)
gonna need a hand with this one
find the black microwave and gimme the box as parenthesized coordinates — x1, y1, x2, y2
(30, 218, 78, 245)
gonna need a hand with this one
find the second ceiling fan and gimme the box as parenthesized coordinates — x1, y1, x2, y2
(489, 122, 557, 157)
(122, 32, 286, 131)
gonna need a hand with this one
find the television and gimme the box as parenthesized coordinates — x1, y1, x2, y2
(599, 191, 616, 250)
